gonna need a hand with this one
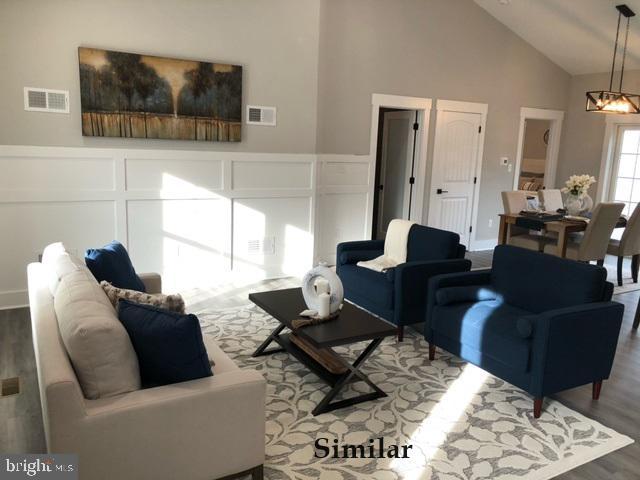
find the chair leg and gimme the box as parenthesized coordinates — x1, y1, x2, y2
(634, 298, 640, 330)
(397, 325, 404, 342)
(428, 343, 435, 361)
(533, 398, 543, 419)
(633, 255, 639, 283)
(597, 259, 604, 267)
(250, 465, 263, 480)
(592, 381, 603, 400)
(617, 256, 624, 286)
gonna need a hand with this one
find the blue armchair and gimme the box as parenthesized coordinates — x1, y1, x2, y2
(426, 245, 624, 418)
(337, 224, 471, 341)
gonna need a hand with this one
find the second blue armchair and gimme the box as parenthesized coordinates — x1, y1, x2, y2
(337, 224, 471, 341)
(425, 245, 624, 418)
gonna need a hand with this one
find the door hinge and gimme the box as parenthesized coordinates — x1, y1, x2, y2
(474, 176, 477, 184)
(409, 177, 415, 185)
(478, 125, 482, 133)
(469, 225, 473, 233)
(413, 122, 419, 131)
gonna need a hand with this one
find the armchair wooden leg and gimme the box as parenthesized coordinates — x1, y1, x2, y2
(617, 256, 624, 286)
(533, 398, 543, 419)
(592, 381, 603, 400)
(428, 343, 435, 361)
(633, 255, 639, 283)
(634, 298, 640, 330)
(397, 326, 404, 342)
(252, 465, 264, 480)
(596, 259, 604, 266)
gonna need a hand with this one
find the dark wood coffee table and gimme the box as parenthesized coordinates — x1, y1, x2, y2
(249, 287, 397, 416)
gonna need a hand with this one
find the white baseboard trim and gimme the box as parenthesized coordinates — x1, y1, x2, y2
(470, 238, 498, 251)
(0, 290, 29, 310)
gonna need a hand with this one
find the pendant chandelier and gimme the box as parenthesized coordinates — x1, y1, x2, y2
(586, 4, 640, 114)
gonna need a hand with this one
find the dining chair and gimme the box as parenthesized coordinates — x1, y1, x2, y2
(501, 191, 546, 251)
(539, 189, 564, 212)
(607, 203, 640, 285)
(543, 202, 624, 262)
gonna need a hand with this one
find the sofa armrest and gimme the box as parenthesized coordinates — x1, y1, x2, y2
(528, 301, 624, 397)
(139, 272, 162, 294)
(71, 370, 266, 479)
(336, 240, 384, 266)
(394, 258, 471, 326)
(425, 269, 491, 341)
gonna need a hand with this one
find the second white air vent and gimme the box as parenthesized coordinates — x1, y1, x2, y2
(24, 87, 69, 113)
(246, 105, 276, 126)
(247, 237, 276, 255)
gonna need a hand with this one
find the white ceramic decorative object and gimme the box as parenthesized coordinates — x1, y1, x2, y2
(301, 264, 344, 318)
(565, 194, 584, 216)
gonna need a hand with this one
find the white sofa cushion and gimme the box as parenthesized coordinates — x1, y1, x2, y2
(54, 268, 141, 399)
(42, 242, 89, 295)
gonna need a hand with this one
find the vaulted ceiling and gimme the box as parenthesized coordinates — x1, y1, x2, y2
(474, 0, 640, 75)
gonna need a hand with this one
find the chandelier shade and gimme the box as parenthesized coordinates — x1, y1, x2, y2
(586, 91, 640, 113)
(586, 4, 639, 114)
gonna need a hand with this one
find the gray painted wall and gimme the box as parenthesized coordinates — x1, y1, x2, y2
(0, 0, 575, 242)
(523, 119, 550, 160)
(0, 0, 320, 153)
(316, 0, 571, 241)
(558, 70, 640, 196)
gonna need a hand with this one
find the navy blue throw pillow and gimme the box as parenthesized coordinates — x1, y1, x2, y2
(85, 241, 146, 292)
(118, 300, 212, 386)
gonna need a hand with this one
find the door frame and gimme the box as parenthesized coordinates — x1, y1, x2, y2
(367, 94, 432, 238)
(428, 99, 488, 249)
(597, 114, 640, 202)
(513, 107, 564, 191)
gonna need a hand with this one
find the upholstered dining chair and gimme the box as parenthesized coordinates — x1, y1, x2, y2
(543, 202, 624, 262)
(501, 191, 546, 251)
(539, 189, 564, 212)
(607, 203, 640, 285)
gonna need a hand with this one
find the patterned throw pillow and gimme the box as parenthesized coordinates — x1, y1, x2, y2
(100, 281, 186, 314)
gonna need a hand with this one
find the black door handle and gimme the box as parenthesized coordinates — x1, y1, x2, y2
(378, 184, 384, 191)
(436, 188, 449, 194)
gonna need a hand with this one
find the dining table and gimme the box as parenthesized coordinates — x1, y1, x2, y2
(497, 212, 627, 258)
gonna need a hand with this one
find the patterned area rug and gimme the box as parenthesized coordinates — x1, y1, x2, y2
(198, 305, 633, 480)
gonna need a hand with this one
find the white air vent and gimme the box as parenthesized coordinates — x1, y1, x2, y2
(24, 87, 69, 113)
(246, 105, 276, 126)
(247, 237, 276, 255)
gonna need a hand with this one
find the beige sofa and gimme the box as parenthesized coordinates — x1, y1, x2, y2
(28, 255, 266, 480)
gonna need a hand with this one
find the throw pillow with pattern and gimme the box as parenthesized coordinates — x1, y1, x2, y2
(100, 281, 186, 314)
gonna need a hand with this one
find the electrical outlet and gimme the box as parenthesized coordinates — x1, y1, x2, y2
(488, 219, 493, 228)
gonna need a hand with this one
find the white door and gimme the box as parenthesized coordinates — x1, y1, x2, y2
(377, 110, 416, 238)
(428, 110, 482, 245)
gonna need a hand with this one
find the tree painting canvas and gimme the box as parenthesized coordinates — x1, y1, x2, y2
(78, 47, 242, 141)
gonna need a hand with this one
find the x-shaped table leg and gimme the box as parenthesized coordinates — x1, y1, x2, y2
(312, 337, 386, 416)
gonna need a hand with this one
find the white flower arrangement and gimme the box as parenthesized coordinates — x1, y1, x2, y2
(561, 174, 596, 198)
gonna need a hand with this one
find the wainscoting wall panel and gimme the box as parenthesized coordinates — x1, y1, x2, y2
(0, 146, 374, 308)
(315, 154, 372, 264)
(0, 146, 325, 308)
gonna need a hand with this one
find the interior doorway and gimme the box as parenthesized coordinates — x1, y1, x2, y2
(368, 94, 432, 241)
(516, 119, 552, 191)
(372, 108, 419, 239)
(513, 107, 564, 192)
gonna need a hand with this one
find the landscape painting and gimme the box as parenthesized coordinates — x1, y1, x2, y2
(78, 47, 242, 141)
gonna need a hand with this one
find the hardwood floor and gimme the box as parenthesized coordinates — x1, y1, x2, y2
(1, 251, 638, 478)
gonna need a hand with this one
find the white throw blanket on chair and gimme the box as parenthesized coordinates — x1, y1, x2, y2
(357, 219, 416, 272)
